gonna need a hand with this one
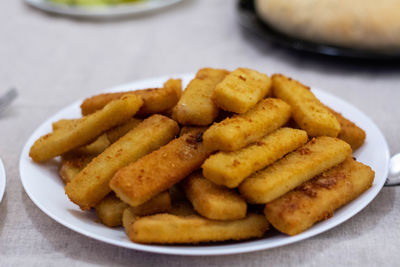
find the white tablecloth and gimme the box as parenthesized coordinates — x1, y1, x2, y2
(1, 0, 399, 266)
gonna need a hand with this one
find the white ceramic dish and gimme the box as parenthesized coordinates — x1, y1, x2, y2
(19, 74, 390, 255)
(24, 0, 182, 18)
(0, 159, 6, 203)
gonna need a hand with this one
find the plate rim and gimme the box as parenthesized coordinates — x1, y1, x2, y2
(19, 73, 390, 255)
(24, 0, 183, 18)
(0, 159, 5, 203)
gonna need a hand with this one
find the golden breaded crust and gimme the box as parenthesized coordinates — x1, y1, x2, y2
(106, 118, 143, 143)
(239, 137, 352, 204)
(128, 213, 269, 244)
(96, 191, 171, 227)
(30, 95, 143, 162)
(122, 208, 138, 236)
(130, 191, 172, 216)
(202, 127, 308, 188)
(203, 98, 291, 151)
(65, 115, 179, 210)
(59, 155, 93, 184)
(95, 193, 129, 227)
(264, 158, 374, 235)
(52, 118, 78, 131)
(110, 129, 213, 207)
(174, 68, 229, 125)
(213, 68, 271, 114)
(181, 172, 247, 220)
(325, 106, 366, 150)
(272, 74, 340, 137)
(80, 79, 182, 116)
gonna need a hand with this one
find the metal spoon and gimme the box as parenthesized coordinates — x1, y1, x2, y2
(0, 88, 18, 114)
(385, 153, 400, 186)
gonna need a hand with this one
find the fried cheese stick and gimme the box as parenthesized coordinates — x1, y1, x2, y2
(80, 78, 182, 116)
(173, 68, 229, 125)
(239, 137, 352, 204)
(264, 158, 374, 235)
(181, 172, 247, 220)
(325, 106, 366, 150)
(202, 127, 308, 188)
(30, 94, 143, 162)
(127, 213, 269, 244)
(272, 74, 340, 137)
(110, 129, 213, 207)
(59, 155, 93, 184)
(213, 68, 271, 114)
(65, 115, 179, 210)
(203, 98, 291, 151)
(95, 191, 171, 227)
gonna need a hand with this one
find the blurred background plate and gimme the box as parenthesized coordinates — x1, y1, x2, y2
(0, 159, 5, 203)
(24, 0, 182, 18)
(237, 0, 400, 60)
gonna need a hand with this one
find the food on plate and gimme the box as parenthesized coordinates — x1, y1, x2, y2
(95, 193, 129, 227)
(181, 172, 247, 220)
(325, 106, 366, 150)
(65, 115, 179, 210)
(239, 137, 352, 204)
(173, 68, 229, 125)
(96, 191, 171, 227)
(129, 191, 172, 216)
(203, 98, 291, 152)
(213, 68, 271, 114)
(264, 157, 375, 235)
(202, 127, 308, 188)
(255, 0, 400, 51)
(59, 154, 93, 184)
(126, 213, 269, 244)
(50, 0, 143, 6)
(80, 78, 182, 116)
(110, 129, 213, 207)
(30, 67, 375, 245)
(52, 118, 78, 131)
(30, 94, 143, 162)
(272, 74, 341, 137)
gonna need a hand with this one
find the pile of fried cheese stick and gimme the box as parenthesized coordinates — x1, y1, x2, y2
(29, 68, 374, 244)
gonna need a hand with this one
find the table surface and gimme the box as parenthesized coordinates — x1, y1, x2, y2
(1, 0, 400, 266)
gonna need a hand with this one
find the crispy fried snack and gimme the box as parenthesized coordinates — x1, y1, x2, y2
(129, 191, 172, 216)
(203, 98, 291, 151)
(110, 129, 213, 207)
(59, 155, 93, 184)
(30, 95, 143, 162)
(173, 68, 229, 125)
(272, 74, 340, 137)
(239, 137, 352, 204)
(52, 118, 78, 131)
(95, 191, 171, 227)
(181, 172, 247, 220)
(95, 194, 128, 227)
(202, 127, 308, 188)
(127, 213, 269, 244)
(80, 79, 182, 116)
(66, 118, 143, 157)
(122, 208, 137, 236)
(65, 115, 179, 210)
(179, 126, 208, 136)
(325, 106, 366, 150)
(264, 158, 374, 235)
(213, 68, 271, 114)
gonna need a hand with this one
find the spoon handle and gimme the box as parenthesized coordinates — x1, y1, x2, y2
(384, 153, 400, 187)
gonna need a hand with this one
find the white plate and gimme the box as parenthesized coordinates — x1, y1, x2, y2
(0, 159, 5, 203)
(19, 74, 390, 255)
(24, 0, 182, 18)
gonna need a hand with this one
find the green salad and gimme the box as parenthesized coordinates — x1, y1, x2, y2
(48, 0, 144, 6)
